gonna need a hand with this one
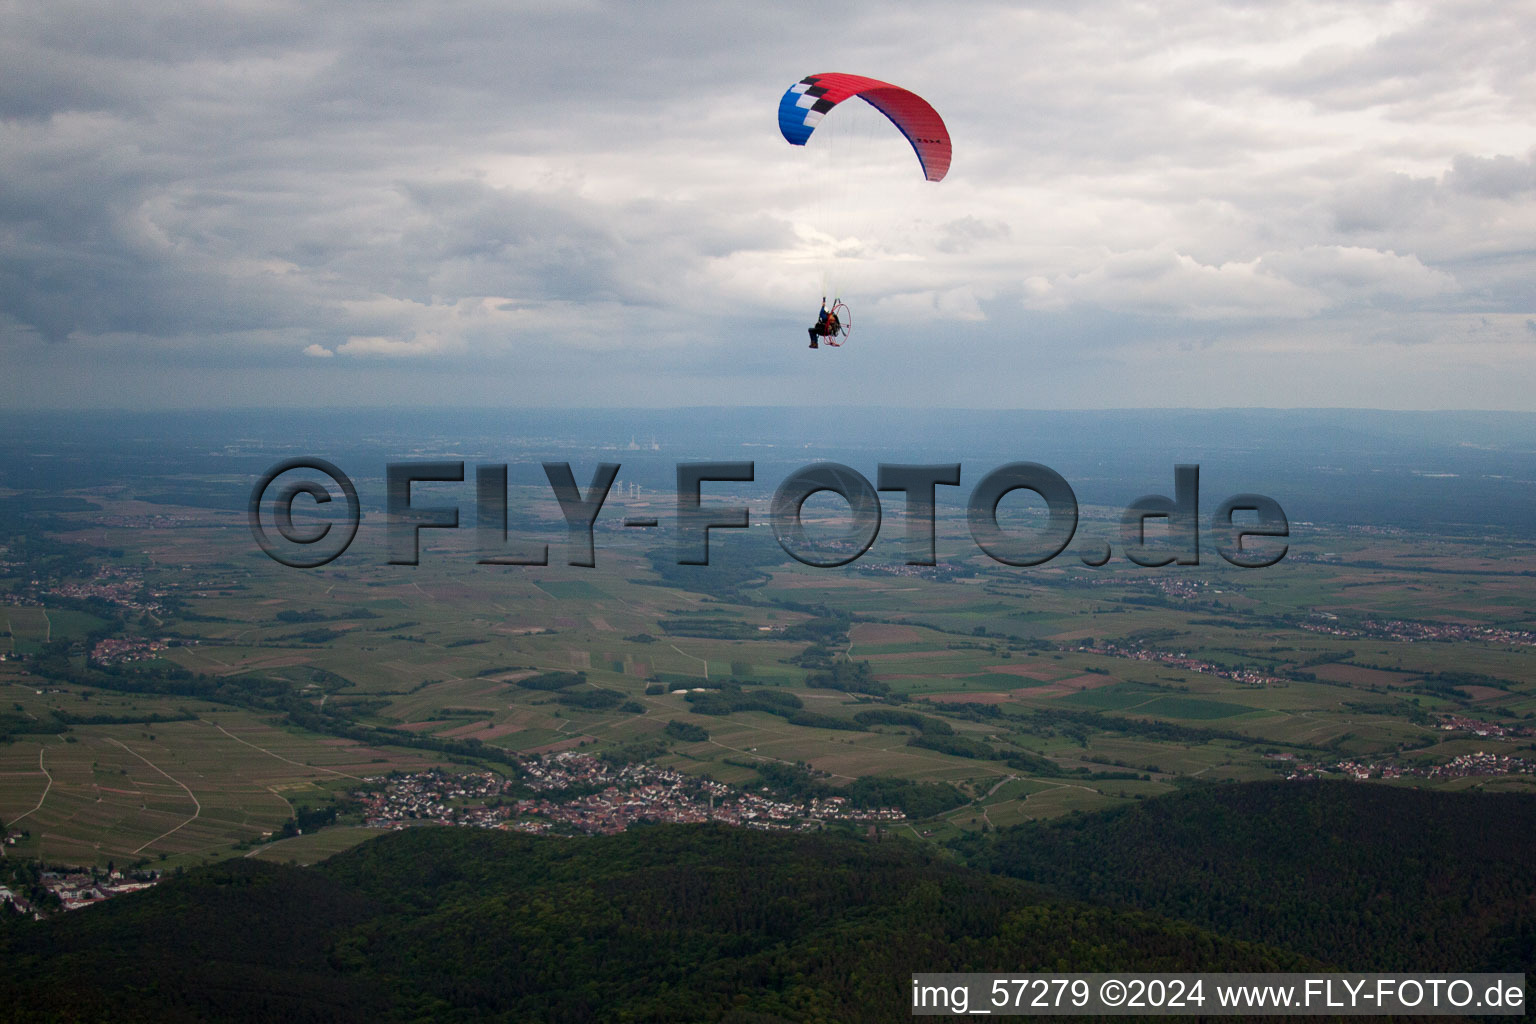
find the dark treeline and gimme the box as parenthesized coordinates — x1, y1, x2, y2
(515, 670, 586, 690)
(685, 682, 859, 733)
(805, 658, 890, 696)
(554, 688, 625, 710)
(663, 719, 709, 742)
(54, 710, 198, 727)
(850, 708, 952, 734)
(658, 617, 763, 640)
(925, 698, 1322, 753)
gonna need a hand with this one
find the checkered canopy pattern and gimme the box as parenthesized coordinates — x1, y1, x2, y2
(777, 73, 951, 182)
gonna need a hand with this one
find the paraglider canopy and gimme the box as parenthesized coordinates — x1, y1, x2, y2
(778, 73, 951, 182)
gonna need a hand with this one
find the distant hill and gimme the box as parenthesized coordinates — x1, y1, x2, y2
(1, 824, 1309, 1023)
(955, 780, 1536, 972)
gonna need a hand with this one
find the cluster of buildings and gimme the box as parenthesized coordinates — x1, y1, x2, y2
(355, 752, 905, 837)
(84, 512, 196, 530)
(90, 635, 181, 665)
(1438, 715, 1534, 738)
(355, 768, 506, 828)
(859, 562, 969, 582)
(507, 784, 727, 834)
(1299, 616, 1536, 648)
(1147, 577, 1208, 601)
(1073, 575, 1211, 599)
(520, 751, 708, 795)
(1423, 752, 1535, 778)
(507, 781, 903, 835)
(0, 869, 160, 919)
(1286, 752, 1534, 782)
(46, 566, 165, 614)
(1078, 639, 1284, 686)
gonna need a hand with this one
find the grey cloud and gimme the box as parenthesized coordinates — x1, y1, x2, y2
(934, 215, 1010, 254)
(1331, 173, 1438, 234)
(3, 0, 1536, 410)
(1446, 152, 1536, 199)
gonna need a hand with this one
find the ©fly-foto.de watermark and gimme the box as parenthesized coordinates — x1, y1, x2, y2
(249, 458, 1288, 571)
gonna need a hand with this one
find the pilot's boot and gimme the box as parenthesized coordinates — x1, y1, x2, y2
(808, 328, 818, 348)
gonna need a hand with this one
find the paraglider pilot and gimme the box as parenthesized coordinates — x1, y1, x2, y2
(808, 299, 840, 348)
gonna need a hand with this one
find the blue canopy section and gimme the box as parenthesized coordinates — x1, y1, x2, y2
(778, 80, 818, 146)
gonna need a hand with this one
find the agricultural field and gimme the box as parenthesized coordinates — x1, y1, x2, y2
(0, 665, 453, 869)
(3, 467, 1535, 867)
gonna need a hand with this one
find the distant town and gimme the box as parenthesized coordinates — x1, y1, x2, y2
(1283, 751, 1535, 782)
(358, 753, 906, 837)
(1299, 616, 1536, 648)
(1078, 639, 1286, 687)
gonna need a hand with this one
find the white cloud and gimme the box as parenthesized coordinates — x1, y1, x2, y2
(1258, 246, 1456, 305)
(336, 333, 453, 358)
(1024, 249, 1322, 320)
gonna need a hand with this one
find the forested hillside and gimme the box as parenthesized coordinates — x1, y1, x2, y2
(954, 780, 1536, 972)
(1, 824, 1309, 1023)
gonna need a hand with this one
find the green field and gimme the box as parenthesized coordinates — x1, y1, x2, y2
(244, 824, 387, 865)
(2, 492, 1535, 866)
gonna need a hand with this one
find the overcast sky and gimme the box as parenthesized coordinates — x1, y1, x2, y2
(3, 0, 1535, 410)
